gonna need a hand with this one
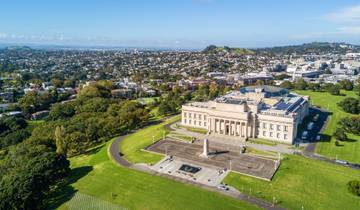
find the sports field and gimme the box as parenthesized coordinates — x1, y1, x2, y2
(296, 90, 360, 163)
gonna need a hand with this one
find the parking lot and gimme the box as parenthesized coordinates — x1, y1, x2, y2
(147, 139, 278, 180)
(296, 107, 329, 144)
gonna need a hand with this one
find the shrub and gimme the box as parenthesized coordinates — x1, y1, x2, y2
(347, 180, 360, 196)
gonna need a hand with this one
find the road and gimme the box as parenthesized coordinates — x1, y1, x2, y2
(109, 135, 286, 210)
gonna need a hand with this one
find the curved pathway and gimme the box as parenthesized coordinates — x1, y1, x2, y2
(109, 134, 285, 210)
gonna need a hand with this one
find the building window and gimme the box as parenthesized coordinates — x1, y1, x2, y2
(194, 114, 196, 119)
(189, 120, 191, 124)
(199, 121, 201, 126)
(270, 132, 273, 137)
(189, 113, 192, 118)
(204, 122, 207, 127)
(184, 112, 187, 117)
(277, 133, 280, 138)
(270, 124, 274, 130)
(284, 134, 288, 140)
(277, 125, 281, 131)
(284, 126, 288, 131)
(263, 131, 266, 136)
(198, 114, 201, 120)
(194, 120, 196, 125)
(184, 119, 187, 124)
(262, 123, 266, 129)
(204, 115, 206, 120)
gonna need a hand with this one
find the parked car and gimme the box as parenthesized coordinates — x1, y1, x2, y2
(307, 122, 315, 130)
(301, 131, 308, 140)
(217, 184, 229, 191)
(335, 159, 348, 165)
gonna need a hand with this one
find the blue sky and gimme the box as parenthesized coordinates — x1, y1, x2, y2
(1, 0, 360, 48)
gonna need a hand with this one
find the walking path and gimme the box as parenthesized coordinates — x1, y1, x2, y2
(109, 135, 285, 210)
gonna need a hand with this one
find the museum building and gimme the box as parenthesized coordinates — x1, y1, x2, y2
(181, 86, 309, 144)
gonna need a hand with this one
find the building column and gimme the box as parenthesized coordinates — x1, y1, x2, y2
(245, 122, 248, 138)
(232, 121, 236, 136)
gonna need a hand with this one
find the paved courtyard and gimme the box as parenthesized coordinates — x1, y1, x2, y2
(151, 156, 229, 186)
(147, 139, 279, 180)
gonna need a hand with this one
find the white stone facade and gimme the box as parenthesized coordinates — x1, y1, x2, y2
(181, 86, 309, 144)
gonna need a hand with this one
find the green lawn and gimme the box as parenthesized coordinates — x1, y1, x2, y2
(180, 126, 208, 134)
(136, 97, 159, 105)
(167, 132, 193, 142)
(248, 138, 278, 146)
(51, 139, 260, 210)
(119, 115, 180, 165)
(224, 155, 360, 210)
(296, 90, 360, 163)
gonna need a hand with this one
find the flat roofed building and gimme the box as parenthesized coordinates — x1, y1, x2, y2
(181, 85, 309, 144)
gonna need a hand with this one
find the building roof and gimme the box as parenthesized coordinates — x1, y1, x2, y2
(240, 85, 289, 97)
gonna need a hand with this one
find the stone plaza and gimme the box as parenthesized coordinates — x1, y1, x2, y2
(147, 139, 279, 181)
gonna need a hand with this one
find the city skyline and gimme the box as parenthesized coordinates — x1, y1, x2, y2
(1, 0, 360, 48)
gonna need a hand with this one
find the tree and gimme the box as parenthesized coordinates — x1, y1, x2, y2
(339, 79, 354, 91)
(307, 83, 321, 91)
(18, 91, 38, 116)
(55, 126, 67, 155)
(294, 78, 308, 90)
(333, 128, 347, 141)
(328, 84, 341, 95)
(339, 116, 360, 135)
(337, 97, 360, 114)
(49, 102, 76, 120)
(0, 138, 69, 209)
(280, 81, 293, 89)
(347, 180, 360, 196)
(77, 82, 111, 99)
(0, 129, 30, 149)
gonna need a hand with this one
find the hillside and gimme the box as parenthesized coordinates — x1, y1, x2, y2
(255, 42, 360, 55)
(202, 45, 255, 55)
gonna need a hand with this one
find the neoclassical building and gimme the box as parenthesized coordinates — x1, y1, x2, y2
(181, 86, 309, 144)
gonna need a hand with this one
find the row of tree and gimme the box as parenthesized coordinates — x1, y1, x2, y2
(280, 78, 360, 96)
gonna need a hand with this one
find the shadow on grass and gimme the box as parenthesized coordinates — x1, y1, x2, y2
(340, 138, 357, 143)
(46, 166, 93, 210)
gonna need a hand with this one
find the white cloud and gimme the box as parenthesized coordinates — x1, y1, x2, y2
(325, 4, 360, 22)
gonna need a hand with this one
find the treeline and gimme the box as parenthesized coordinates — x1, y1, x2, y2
(18, 89, 71, 117)
(280, 78, 360, 96)
(0, 116, 30, 149)
(33, 82, 150, 156)
(0, 81, 153, 209)
(156, 83, 228, 116)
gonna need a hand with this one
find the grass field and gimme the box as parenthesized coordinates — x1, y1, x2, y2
(119, 115, 180, 164)
(224, 155, 360, 210)
(296, 90, 360, 163)
(51, 140, 260, 210)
